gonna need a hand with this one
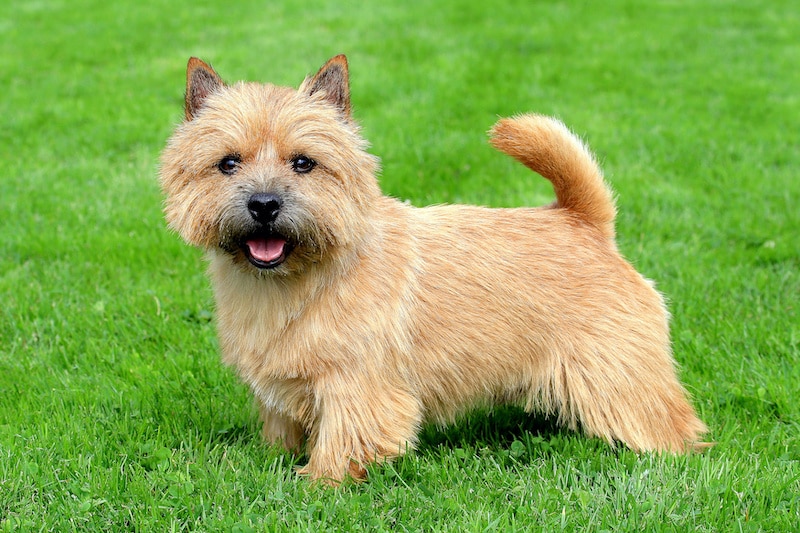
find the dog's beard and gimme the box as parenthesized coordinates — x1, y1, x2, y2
(217, 205, 327, 274)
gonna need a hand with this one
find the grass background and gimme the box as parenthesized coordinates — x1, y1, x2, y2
(1, 0, 798, 530)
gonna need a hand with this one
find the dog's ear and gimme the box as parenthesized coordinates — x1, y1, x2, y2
(300, 55, 351, 118)
(185, 57, 225, 121)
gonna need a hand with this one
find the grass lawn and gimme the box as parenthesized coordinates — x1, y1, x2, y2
(1, 0, 798, 530)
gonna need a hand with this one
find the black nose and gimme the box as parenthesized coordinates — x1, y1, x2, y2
(247, 193, 282, 224)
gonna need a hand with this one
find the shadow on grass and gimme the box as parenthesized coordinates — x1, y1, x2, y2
(416, 405, 565, 453)
(208, 422, 257, 446)
(199, 404, 618, 486)
(417, 406, 576, 456)
(205, 405, 578, 456)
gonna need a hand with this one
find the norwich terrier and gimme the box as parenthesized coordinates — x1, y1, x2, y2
(159, 55, 707, 483)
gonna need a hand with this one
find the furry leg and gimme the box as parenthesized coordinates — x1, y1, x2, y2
(298, 373, 422, 483)
(259, 404, 305, 452)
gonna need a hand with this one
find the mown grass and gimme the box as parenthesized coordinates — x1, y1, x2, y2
(1, 0, 798, 530)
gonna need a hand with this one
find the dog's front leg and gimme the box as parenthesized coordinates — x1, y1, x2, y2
(297, 372, 422, 484)
(258, 403, 305, 452)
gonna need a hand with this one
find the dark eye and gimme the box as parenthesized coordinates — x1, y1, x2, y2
(217, 155, 241, 175)
(291, 155, 316, 174)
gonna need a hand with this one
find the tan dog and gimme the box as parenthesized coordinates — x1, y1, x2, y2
(160, 55, 707, 483)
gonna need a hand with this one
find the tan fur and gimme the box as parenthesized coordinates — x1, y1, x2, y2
(159, 55, 708, 484)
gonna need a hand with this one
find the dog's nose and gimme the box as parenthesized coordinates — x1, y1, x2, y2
(247, 193, 282, 223)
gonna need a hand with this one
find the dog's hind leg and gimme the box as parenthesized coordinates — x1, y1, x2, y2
(534, 343, 708, 453)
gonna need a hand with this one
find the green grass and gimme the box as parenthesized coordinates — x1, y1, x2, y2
(1, 0, 798, 530)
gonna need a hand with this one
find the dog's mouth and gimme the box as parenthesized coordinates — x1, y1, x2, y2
(242, 234, 294, 269)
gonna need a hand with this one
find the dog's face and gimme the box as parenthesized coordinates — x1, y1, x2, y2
(159, 56, 381, 276)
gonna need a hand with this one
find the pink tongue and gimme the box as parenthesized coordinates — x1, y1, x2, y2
(246, 237, 286, 263)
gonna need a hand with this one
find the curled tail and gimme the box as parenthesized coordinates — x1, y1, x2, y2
(489, 114, 616, 239)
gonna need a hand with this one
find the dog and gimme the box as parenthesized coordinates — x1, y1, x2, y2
(159, 54, 707, 483)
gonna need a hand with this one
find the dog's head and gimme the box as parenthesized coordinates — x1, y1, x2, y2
(159, 55, 381, 276)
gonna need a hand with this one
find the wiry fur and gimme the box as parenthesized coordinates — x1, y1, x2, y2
(160, 55, 708, 484)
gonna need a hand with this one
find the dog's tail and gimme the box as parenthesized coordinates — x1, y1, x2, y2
(489, 114, 616, 239)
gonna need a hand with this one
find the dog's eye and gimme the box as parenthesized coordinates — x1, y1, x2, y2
(217, 155, 241, 175)
(291, 155, 316, 174)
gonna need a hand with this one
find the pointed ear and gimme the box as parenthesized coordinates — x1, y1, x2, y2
(300, 55, 351, 117)
(185, 57, 225, 121)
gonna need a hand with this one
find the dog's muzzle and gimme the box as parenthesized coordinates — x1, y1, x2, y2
(241, 193, 294, 269)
